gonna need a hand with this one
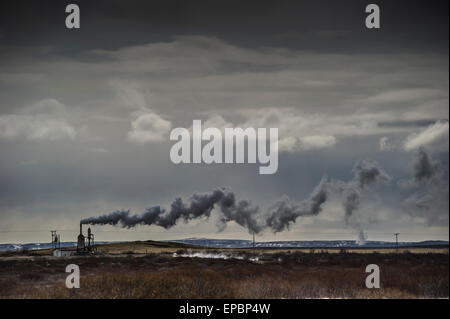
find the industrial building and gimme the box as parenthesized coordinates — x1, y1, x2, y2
(51, 223, 96, 257)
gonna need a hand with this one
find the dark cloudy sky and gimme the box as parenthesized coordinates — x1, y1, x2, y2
(0, 0, 448, 243)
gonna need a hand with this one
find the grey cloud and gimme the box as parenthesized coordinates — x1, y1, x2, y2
(127, 109, 172, 144)
(378, 120, 438, 128)
(403, 121, 449, 152)
(0, 99, 78, 141)
(379, 136, 395, 151)
(1, 36, 447, 142)
(0, 1, 448, 243)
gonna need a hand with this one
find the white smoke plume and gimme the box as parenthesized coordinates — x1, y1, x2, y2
(81, 159, 390, 240)
(328, 159, 391, 244)
(81, 183, 327, 235)
(402, 148, 449, 225)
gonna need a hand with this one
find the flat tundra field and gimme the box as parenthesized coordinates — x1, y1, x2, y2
(0, 240, 448, 299)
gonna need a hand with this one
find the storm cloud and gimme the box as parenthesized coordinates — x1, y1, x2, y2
(0, 0, 448, 243)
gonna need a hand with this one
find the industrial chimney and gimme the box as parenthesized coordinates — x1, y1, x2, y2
(77, 222, 85, 252)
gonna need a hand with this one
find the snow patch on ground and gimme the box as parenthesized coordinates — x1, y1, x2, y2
(173, 252, 259, 262)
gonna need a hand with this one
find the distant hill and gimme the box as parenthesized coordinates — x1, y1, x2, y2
(1, 238, 448, 252)
(0, 239, 200, 253)
(0, 241, 111, 252)
(167, 238, 449, 249)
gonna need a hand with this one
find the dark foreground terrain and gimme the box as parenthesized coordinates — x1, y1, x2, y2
(0, 249, 448, 299)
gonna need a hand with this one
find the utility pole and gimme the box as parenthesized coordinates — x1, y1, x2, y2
(394, 233, 400, 252)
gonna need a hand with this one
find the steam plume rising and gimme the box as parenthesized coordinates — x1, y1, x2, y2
(403, 148, 449, 225)
(81, 159, 389, 240)
(340, 160, 390, 244)
(81, 188, 257, 230)
(265, 178, 328, 232)
(413, 148, 437, 182)
(81, 183, 328, 234)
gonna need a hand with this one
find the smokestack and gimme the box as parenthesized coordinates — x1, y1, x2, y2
(77, 221, 85, 252)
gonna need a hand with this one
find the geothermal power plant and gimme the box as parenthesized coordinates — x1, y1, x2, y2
(51, 223, 96, 257)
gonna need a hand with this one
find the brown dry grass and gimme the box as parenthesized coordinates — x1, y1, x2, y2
(1, 251, 447, 299)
